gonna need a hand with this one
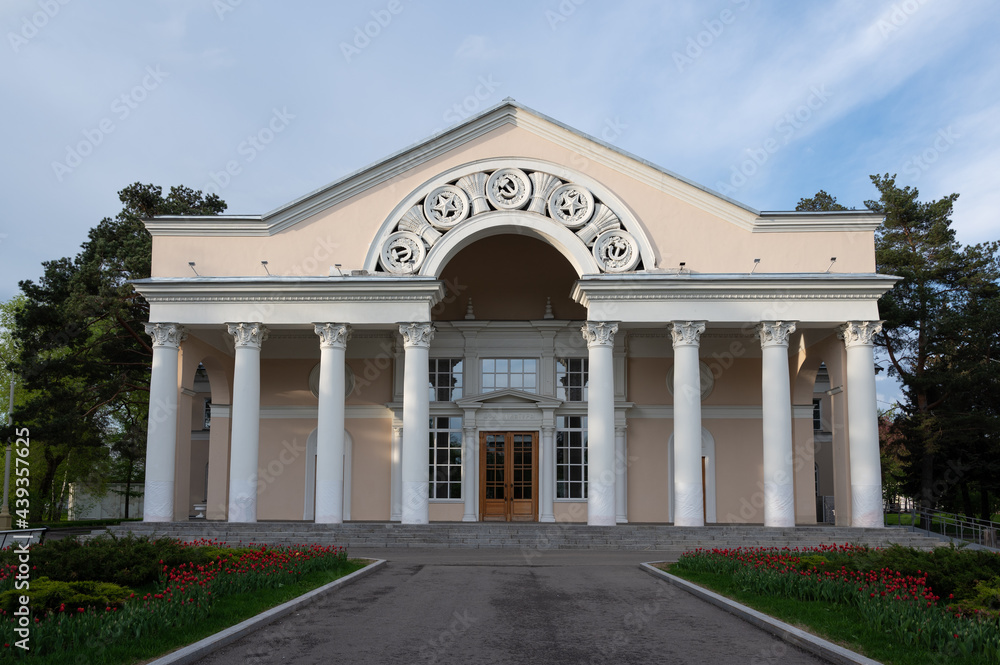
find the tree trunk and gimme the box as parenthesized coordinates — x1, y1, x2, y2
(35, 448, 68, 522)
(920, 449, 935, 511)
(960, 481, 974, 518)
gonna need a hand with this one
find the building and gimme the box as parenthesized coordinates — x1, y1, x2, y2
(133, 100, 894, 529)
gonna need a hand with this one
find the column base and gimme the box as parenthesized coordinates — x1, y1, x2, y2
(539, 515, 556, 523)
(401, 481, 429, 525)
(616, 517, 629, 524)
(462, 515, 478, 522)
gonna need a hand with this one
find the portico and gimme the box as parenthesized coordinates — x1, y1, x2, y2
(134, 100, 895, 530)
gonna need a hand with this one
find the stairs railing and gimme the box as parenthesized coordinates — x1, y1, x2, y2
(907, 507, 1000, 548)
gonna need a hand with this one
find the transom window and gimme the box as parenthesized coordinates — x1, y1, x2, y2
(428, 417, 462, 499)
(429, 358, 463, 402)
(556, 415, 588, 499)
(481, 358, 537, 393)
(556, 358, 588, 402)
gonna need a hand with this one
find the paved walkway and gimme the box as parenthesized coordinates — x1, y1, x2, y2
(193, 548, 828, 664)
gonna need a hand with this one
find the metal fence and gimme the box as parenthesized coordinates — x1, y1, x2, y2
(908, 508, 999, 548)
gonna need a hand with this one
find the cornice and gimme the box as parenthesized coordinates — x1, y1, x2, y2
(753, 211, 883, 233)
(571, 273, 900, 306)
(131, 276, 445, 304)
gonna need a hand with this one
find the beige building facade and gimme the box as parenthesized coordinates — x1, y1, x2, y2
(134, 101, 893, 528)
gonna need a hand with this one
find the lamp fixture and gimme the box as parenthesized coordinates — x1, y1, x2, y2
(750, 258, 760, 275)
(188, 261, 199, 276)
(330, 264, 344, 276)
(261, 260, 271, 276)
(826, 257, 837, 272)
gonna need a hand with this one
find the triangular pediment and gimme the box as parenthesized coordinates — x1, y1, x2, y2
(455, 388, 563, 409)
(143, 99, 883, 281)
(145, 99, 767, 237)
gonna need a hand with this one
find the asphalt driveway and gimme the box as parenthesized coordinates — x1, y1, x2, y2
(191, 548, 828, 664)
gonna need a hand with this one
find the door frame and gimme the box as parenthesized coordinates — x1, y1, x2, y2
(479, 431, 539, 522)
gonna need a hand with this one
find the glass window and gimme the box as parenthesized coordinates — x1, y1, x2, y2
(556, 416, 588, 499)
(429, 359, 463, 402)
(481, 358, 538, 394)
(428, 417, 463, 499)
(813, 399, 822, 431)
(556, 358, 589, 402)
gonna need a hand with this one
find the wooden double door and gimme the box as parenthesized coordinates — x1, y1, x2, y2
(479, 431, 538, 521)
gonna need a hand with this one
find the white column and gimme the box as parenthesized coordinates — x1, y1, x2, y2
(540, 425, 556, 522)
(582, 321, 618, 526)
(670, 321, 706, 527)
(758, 321, 797, 527)
(314, 323, 350, 524)
(400, 322, 434, 524)
(615, 425, 628, 523)
(143, 323, 187, 522)
(390, 424, 402, 521)
(226, 322, 267, 523)
(840, 321, 885, 528)
(462, 423, 477, 521)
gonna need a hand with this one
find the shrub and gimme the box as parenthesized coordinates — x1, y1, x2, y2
(0, 533, 220, 587)
(0, 577, 133, 614)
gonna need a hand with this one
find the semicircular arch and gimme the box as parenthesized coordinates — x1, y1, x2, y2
(362, 157, 658, 277)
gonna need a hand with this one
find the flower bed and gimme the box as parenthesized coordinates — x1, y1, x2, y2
(0, 538, 352, 659)
(672, 544, 1000, 663)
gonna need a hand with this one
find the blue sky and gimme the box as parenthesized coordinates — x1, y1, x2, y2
(2, 0, 998, 406)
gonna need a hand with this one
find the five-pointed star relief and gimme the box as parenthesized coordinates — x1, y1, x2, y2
(433, 193, 459, 218)
(559, 191, 585, 218)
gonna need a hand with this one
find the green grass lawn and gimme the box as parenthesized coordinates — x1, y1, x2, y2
(27, 559, 368, 665)
(662, 564, 986, 665)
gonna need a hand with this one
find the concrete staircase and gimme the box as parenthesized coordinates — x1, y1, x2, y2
(102, 522, 943, 551)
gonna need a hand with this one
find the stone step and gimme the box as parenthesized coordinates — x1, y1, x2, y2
(101, 522, 942, 551)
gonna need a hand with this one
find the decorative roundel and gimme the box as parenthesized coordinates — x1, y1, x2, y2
(486, 168, 532, 210)
(423, 185, 471, 229)
(309, 362, 356, 399)
(380, 231, 426, 274)
(547, 183, 595, 228)
(593, 229, 640, 272)
(666, 361, 716, 401)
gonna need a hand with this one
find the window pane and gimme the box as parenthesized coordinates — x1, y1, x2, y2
(483, 359, 494, 372)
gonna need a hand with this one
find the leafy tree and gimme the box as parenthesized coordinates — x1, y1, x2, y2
(795, 189, 850, 212)
(865, 173, 1000, 515)
(797, 176, 1000, 519)
(10, 184, 225, 520)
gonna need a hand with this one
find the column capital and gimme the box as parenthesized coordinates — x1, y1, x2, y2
(757, 321, 797, 348)
(314, 323, 351, 349)
(462, 425, 476, 436)
(838, 320, 883, 348)
(581, 321, 619, 347)
(399, 322, 435, 348)
(227, 322, 268, 349)
(144, 322, 187, 348)
(669, 321, 706, 347)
